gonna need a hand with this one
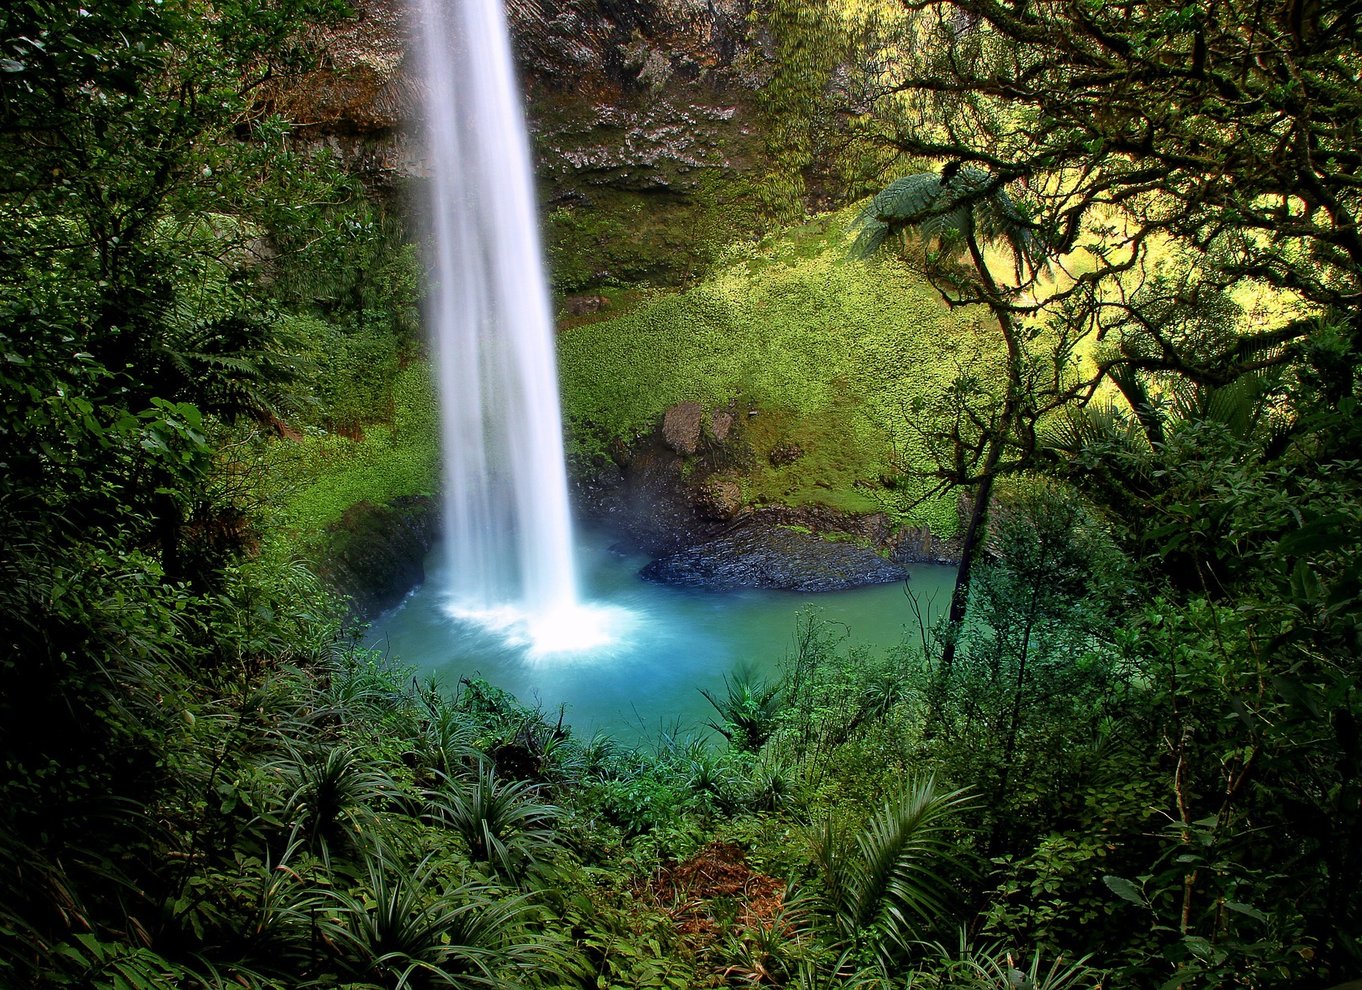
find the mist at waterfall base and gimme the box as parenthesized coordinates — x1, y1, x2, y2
(366, 534, 956, 743)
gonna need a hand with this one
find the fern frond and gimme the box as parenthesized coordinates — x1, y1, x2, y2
(849, 218, 891, 260)
(866, 172, 944, 224)
(851, 167, 1043, 278)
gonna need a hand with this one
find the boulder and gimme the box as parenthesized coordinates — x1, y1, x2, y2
(662, 401, 705, 455)
(693, 476, 744, 521)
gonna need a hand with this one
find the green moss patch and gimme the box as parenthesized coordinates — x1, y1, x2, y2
(260, 363, 440, 556)
(557, 210, 1002, 535)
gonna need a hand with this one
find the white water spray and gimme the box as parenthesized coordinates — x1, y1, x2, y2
(412, 0, 602, 653)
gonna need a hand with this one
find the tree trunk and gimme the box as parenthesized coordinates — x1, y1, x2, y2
(925, 229, 1022, 730)
(926, 438, 1000, 728)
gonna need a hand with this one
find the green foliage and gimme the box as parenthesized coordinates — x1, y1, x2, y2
(275, 744, 401, 857)
(423, 766, 562, 882)
(545, 171, 765, 293)
(769, 611, 918, 783)
(906, 936, 1103, 990)
(701, 666, 784, 751)
(851, 169, 1038, 274)
(50, 933, 197, 989)
(259, 363, 439, 551)
(749, 0, 850, 222)
(325, 852, 548, 990)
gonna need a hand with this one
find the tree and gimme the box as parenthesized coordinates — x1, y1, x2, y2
(837, 0, 1362, 980)
(852, 165, 1058, 714)
(0, 0, 341, 574)
(0, 0, 353, 976)
(857, 0, 1362, 376)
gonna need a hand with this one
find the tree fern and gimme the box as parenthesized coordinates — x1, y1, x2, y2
(851, 167, 1039, 276)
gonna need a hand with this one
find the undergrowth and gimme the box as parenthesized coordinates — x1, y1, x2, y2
(259, 362, 439, 553)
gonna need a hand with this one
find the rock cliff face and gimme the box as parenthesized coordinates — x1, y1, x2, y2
(271, 0, 766, 285)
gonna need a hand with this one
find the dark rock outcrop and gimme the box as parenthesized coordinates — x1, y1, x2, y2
(265, 0, 768, 283)
(694, 475, 744, 521)
(576, 406, 960, 592)
(574, 432, 701, 558)
(267, 0, 760, 186)
(640, 525, 907, 592)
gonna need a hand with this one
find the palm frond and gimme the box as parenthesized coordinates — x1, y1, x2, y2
(811, 776, 976, 962)
(850, 777, 976, 935)
(848, 218, 892, 260)
(866, 172, 946, 224)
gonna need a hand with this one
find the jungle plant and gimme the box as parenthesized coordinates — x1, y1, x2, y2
(274, 745, 402, 859)
(749, 755, 797, 812)
(907, 935, 1102, 990)
(933, 480, 1128, 853)
(773, 614, 917, 777)
(325, 850, 548, 990)
(701, 666, 784, 752)
(851, 166, 1048, 714)
(414, 705, 481, 780)
(810, 776, 976, 966)
(422, 766, 561, 882)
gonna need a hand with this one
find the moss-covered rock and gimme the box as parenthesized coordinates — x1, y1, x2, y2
(559, 209, 1003, 540)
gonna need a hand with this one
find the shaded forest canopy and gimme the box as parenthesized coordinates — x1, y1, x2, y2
(1, 0, 1360, 989)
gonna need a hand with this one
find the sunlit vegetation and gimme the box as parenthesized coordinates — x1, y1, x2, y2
(559, 212, 997, 531)
(259, 363, 439, 551)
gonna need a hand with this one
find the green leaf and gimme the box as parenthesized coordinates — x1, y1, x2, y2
(1102, 874, 1149, 909)
(1223, 900, 1268, 923)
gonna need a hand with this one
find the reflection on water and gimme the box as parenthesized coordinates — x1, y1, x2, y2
(365, 527, 956, 743)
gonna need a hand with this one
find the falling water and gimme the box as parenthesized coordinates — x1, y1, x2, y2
(412, 0, 595, 653)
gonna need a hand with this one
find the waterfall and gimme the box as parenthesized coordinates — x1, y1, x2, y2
(412, 0, 583, 642)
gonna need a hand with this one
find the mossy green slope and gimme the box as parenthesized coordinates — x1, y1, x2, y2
(260, 363, 439, 554)
(558, 211, 1001, 534)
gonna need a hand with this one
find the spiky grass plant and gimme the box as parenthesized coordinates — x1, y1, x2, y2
(911, 934, 1102, 990)
(414, 707, 480, 779)
(422, 766, 561, 882)
(701, 668, 784, 752)
(325, 851, 551, 990)
(274, 745, 402, 858)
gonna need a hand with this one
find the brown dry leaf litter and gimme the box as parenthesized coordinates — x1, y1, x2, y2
(642, 840, 787, 942)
